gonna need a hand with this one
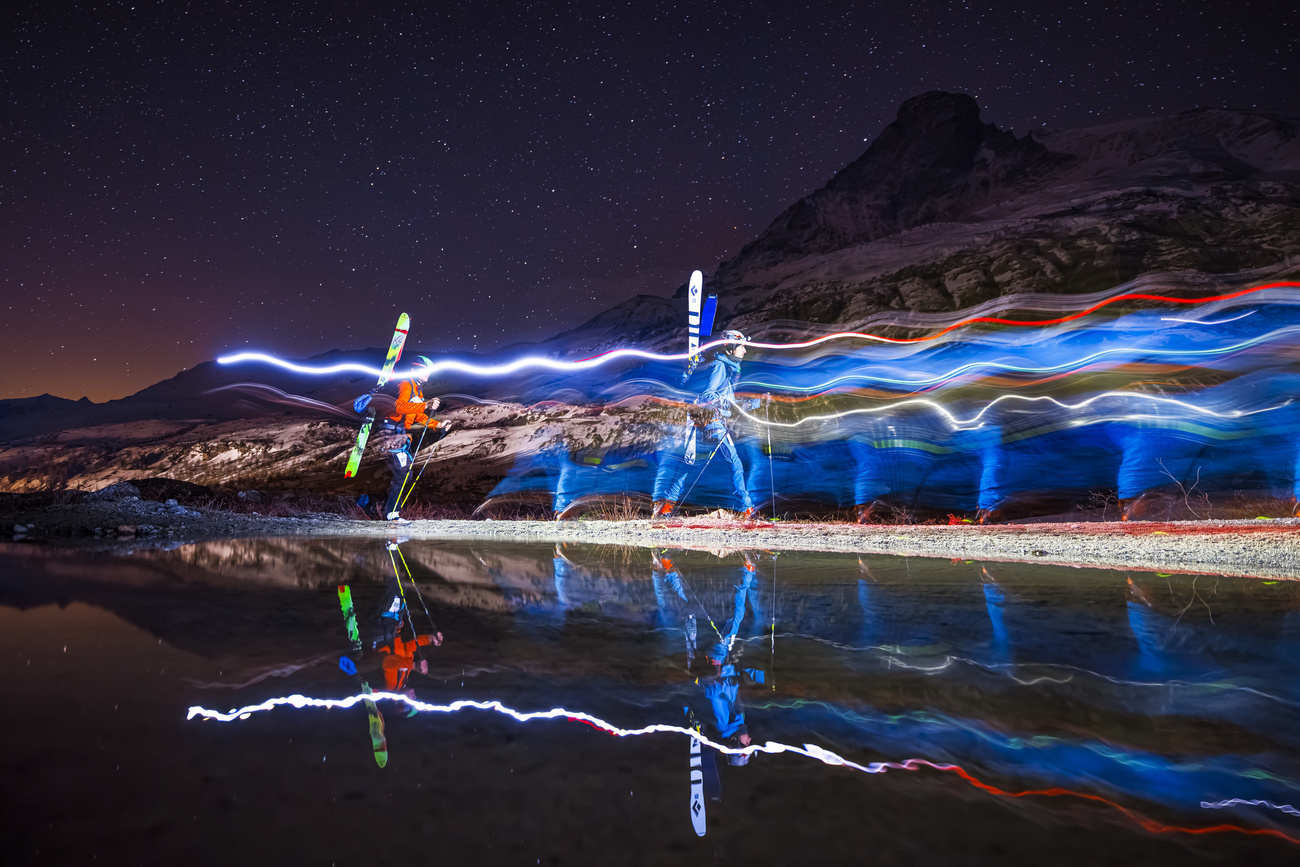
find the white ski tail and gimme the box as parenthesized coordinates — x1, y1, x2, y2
(687, 270, 703, 356)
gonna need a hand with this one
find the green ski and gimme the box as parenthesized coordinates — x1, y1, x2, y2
(337, 584, 389, 767)
(344, 313, 410, 478)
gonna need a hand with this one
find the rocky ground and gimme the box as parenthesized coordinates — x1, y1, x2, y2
(4, 480, 1298, 580)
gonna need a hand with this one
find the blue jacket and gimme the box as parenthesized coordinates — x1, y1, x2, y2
(701, 662, 765, 738)
(696, 353, 741, 416)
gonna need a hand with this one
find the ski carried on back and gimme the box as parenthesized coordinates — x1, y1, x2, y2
(344, 313, 410, 478)
(687, 270, 703, 358)
(337, 584, 389, 768)
(680, 271, 718, 464)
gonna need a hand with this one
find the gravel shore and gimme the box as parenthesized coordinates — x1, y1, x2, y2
(5, 496, 1300, 580)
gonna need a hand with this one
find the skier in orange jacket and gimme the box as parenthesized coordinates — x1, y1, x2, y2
(373, 356, 444, 522)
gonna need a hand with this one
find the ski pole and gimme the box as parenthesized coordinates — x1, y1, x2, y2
(392, 424, 428, 512)
(395, 545, 439, 635)
(765, 393, 776, 517)
(398, 423, 448, 510)
(387, 544, 422, 640)
(669, 415, 738, 517)
(765, 394, 777, 687)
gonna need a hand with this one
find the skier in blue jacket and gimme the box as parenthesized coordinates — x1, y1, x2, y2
(655, 330, 758, 518)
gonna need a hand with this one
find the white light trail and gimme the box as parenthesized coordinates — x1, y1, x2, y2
(1202, 798, 1300, 817)
(730, 393, 1294, 431)
(219, 321, 1300, 392)
(1162, 311, 1258, 326)
(188, 692, 927, 775)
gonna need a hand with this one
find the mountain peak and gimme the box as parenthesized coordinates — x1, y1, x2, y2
(717, 92, 1058, 280)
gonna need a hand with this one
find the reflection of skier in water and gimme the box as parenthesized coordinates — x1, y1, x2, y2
(375, 542, 443, 712)
(1125, 576, 1211, 679)
(655, 330, 759, 518)
(698, 553, 768, 761)
(652, 550, 768, 759)
(651, 549, 692, 653)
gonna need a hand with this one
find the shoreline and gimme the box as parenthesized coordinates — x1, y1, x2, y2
(5, 498, 1300, 579)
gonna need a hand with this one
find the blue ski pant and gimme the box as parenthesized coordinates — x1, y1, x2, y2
(659, 419, 752, 510)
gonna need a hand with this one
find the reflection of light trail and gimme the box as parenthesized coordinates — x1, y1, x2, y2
(730, 392, 1293, 431)
(781, 633, 1300, 707)
(1203, 799, 1300, 817)
(188, 692, 1300, 844)
(756, 699, 1300, 792)
(183, 652, 334, 689)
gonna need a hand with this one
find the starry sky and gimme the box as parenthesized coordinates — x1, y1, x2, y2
(3, 0, 1296, 402)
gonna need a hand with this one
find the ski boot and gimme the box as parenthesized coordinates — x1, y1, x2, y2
(853, 500, 887, 524)
(554, 501, 585, 521)
(1120, 492, 1171, 522)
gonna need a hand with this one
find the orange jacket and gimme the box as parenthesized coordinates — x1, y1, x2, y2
(378, 633, 434, 692)
(388, 380, 440, 431)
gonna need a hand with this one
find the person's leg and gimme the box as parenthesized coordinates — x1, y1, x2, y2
(384, 446, 413, 518)
(709, 421, 752, 511)
(553, 449, 579, 514)
(658, 427, 693, 506)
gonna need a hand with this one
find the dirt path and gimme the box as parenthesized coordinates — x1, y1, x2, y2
(6, 497, 1300, 580)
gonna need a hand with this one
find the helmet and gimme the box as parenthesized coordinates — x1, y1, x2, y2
(719, 330, 748, 357)
(410, 355, 434, 378)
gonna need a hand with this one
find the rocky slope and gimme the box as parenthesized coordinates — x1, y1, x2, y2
(709, 92, 1300, 339)
(550, 92, 1300, 356)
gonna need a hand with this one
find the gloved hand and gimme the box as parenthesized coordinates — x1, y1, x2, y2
(427, 397, 441, 411)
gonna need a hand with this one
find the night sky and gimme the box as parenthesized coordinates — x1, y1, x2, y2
(3, 0, 1296, 402)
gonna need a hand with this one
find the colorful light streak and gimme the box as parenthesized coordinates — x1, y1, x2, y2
(736, 324, 1300, 393)
(741, 283, 1297, 348)
(187, 692, 1300, 845)
(728, 392, 1294, 432)
(776, 632, 1300, 706)
(1202, 798, 1300, 817)
(758, 698, 1300, 789)
(216, 283, 1300, 383)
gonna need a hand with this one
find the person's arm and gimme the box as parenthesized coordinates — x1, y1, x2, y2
(393, 381, 435, 426)
(698, 360, 728, 406)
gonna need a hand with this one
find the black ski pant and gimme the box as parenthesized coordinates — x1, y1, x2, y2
(384, 446, 414, 517)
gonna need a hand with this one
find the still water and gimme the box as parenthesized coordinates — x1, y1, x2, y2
(3, 537, 1300, 864)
